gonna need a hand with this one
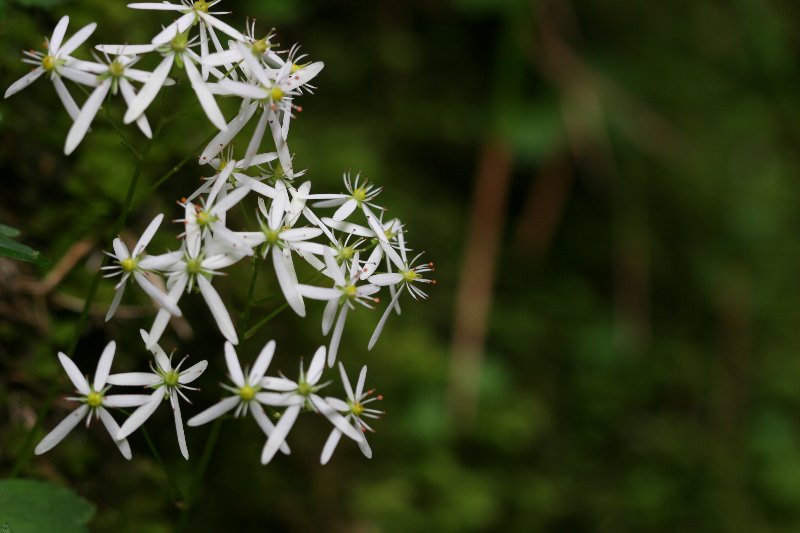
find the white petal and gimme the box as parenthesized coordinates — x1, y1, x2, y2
(198, 12, 245, 42)
(202, 48, 241, 67)
(102, 394, 152, 408)
(117, 389, 163, 439)
(361, 246, 384, 279)
(355, 365, 368, 399)
(327, 305, 348, 367)
(58, 66, 100, 87)
(178, 360, 208, 384)
(368, 273, 403, 286)
(199, 101, 257, 163)
(151, 12, 195, 46)
(338, 362, 354, 402)
(138, 251, 182, 271)
(325, 396, 351, 412)
(307, 346, 326, 385)
(234, 41, 270, 87)
(261, 404, 300, 464)
(322, 298, 338, 336)
(124, 54, 173, 124)
(211, 183, 249, 215)
(297, 285, 340, 301)
(133, 271, 182, 316)
(368, 285, 404, 350)
(118, 77, 152, 138)
(58, 352, 89, 395)
(332, 198, 358, 222)
(224, 342, 245, 387)
(187, 395, 239, 426)
(250, 402, 290, 455)
(34, 404, 89, 455)
(197, 275, 238, 345)
(321, 218, 374, 237)
(4, 67, 44, 98)
(217, 78, 265, 99)
(128, 2, 185, 10)
(199, 21, 210, 80)
(105, 281, 126, 322)
(134, 213, 164, 256)
(58, 22, 97, 56)
(52, 76, 80, 120)
(357, 434, 373, 458)
(282, 61, 324, 92)
(112, 237, 130, 260)
(171, 393, 189, 459)
(243, 109, 268, 167)
(273, 246, 305, 317)
(93, 340, 116, 390)
(260, 378, 298, 392)
(183, 56, 228, 131)
(146, 275, 187, 348)
(48, 16, 70, 55)
(106, 372, 161, 387)
(312, 395, 364, 442)
(323, 247, 346, 286)
(320, 428, 342, 465)
(98, 407, 132, 459)
(249, 340, 276, 383)
(268, 109, 293, 175)
(96, 44, 158, 55)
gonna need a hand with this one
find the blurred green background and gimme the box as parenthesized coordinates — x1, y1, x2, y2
(3, 0, 800, 531)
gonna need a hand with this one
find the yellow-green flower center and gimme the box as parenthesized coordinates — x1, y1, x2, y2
(164, 370, 179, 387)
(344, 284, 358, 298)
(41, 55, 57, 71)
(353, 188, 367, 203)
(297, 381, 312, 396)
(170, 32, 189, 53)
(264, 228, 280, 244)
(186, 258, 203, 275)
(350, 402, 364, 417)
(193, 0, 210, 13)
(337, 246, 354, 261)
(269, 86, 284, 102)
(121, 257, 137, 273)
(402, 269, 418, 282)
(252, 38, 269, 55)
(109, 60, 125, 78)
(86, 390, 103, 407)
(239, 385, 256, 401)
(196, 209, 216, 227)
(290, 63, 302, 74)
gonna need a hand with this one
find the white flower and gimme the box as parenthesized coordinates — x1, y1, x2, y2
(297, 248, 380, 366)
(321, 363, 383, 464)
(5, 16, 98, 120)
(129, 1, 245, 49)
(186, 341, 290, 455)
(34, 342, 151, 459)
(187, 150, 278, 202)
(256, 345, 364, 464)
(181, 184, 252, 252)
(64, 54, 169, 153)
(102, 213, 182, 322)
(110, 331, 208, 459)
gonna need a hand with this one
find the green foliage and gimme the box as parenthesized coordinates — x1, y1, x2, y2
(0, 224, 46, 265)
(0, 479, 95, 532)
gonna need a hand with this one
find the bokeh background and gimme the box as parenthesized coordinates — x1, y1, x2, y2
(3, 0, 800, 531)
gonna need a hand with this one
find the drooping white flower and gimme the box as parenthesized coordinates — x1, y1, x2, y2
(256, 345, 364, 464)
(110, 330, 207, 459)
(5, 16, 98, 120)
(187, 341, 289, 455)
(321, 363, 383, 464)
(102, 213, 182, 322)
(297, 248, 380, 366)
(34, 342, 151, 459)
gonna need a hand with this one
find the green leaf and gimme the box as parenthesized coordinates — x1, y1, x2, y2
(0, 479, 95, 533)
(0, 231, 45, 265)
(0, 225, 20, 238)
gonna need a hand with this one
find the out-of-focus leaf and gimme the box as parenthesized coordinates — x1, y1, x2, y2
(0, 226, 45, 264)
(0, 479, 95, 533)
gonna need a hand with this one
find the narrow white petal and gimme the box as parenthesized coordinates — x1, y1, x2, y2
(58, 67, 100, 87)
(261, 404, 300, 464)
(147, 275, 187, 348)
(105, 281, 126, 322)
(98, 407, 133, 459)
(224, 342, 245, 387)
(211, 183, 249, 214)
(322, 298, 338, 336)
(307, 346, 326, 385)
(357, 434, 373, 458)
(320, 428, 342, 465)
(368, 286, 404, 350)
(151, 12, 195, 46)
(361, 246, 384, 279)
(95, 44, 158, 55)
(197, 275, 238, 345)
(338, 362, 354, 401)
(250, 402, 290, 455)
(325, 396, 351, 412)
(355, 365, 368, 399)
(216, 79, 265, 99)
(312, 395, 364, 442)
(199, 101, 257, 163)
(368, 273, 403, 286)
(171, 393, 189, 459)
(58, 352, 90, 395)
(249, 340, 276, 383)
(128, 2, 185, 10)
(35, 404, 89, 455)
(133, 271, 182, 316)
(117, 389, 163, 439)
(273, 246, 305, 317)
(297, 285, 340, 301)
(93, 340, 116, 390)
(282, 61, 325, 91)
(118, 77, 152, 138)
(260, 378, 298, 392)
(106, 372, 161, 387)
(234, 41, 270, 87)
(52, 76, 80, 120)
(328, 305, 348, 367)
(321, 218, 374, 237)
(48, 16, 70, 55)
(198, 13, 245, 42)
(268, 109, 293, 175)
(199, 21, 210, 80)
(202, 48, 241, 67)
(102, 394, 152, 408)
(187, 395, 239, 426)
(134, 213, 164, 256)
(124, 54, 173, 124)
(58, 22, 97, 56)
(4, 67, 44, 98)
(178, 360, 208, 385)
(332, 199, 358, 222)
(183, 56, 228, 131)
(243, 109, 268, 166)
(323, 247, 346, 286)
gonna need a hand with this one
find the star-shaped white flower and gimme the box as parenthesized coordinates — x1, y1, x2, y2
(187, 341, 290, 455)
(321, 363, 383, 464)
(110, 331, 208, 459)
(34, 342, 151, 459)
(256, 345, 364, 464)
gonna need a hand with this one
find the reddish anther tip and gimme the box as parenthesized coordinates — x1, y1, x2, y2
(376, 394, 384, 401)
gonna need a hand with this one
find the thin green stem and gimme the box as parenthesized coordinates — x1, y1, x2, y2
(141, 426, 185, 503)
(177, 418, 223, 531)
(239, 257, 261, 337)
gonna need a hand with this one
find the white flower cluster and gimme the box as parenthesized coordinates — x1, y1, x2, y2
(10, 2, 434, 464)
